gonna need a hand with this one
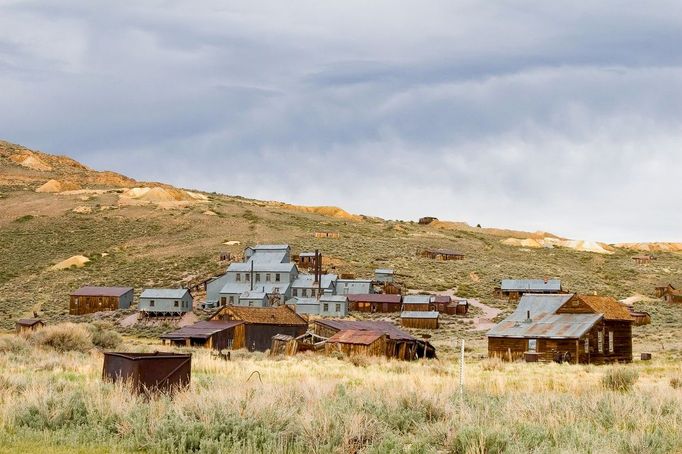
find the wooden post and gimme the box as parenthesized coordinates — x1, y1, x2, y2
(459, 339, 465, 397)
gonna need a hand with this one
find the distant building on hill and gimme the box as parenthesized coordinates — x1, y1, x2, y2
(419, 248, 465, 261)
(493, 279, 563, 302)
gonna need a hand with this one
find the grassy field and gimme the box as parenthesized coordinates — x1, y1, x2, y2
(0, 336, 681, 453)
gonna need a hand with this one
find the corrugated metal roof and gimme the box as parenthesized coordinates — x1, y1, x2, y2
(403, 295, 431, 304)
(320, 295, 348, 303)
(240, 291, 267, 299)
(487, 293, 600, 339)
(401, 311, 439, 319)
(228, 262, 297, 272)
(71, 286, 133, 297)
(327, 329, 385, 345)
(249, 244, 290, 250)
(346, 294, 402, 304)
(500, 279, 561, 292)
(291, 273, 337, 289)
(375, 269, 394, 274)
(314, 319, 416, 341)
(212, 305, 308, 326)
(141, 288, 190, 299)
(220, 282, 290, 295)
(299, 252, 317, 257)
(432, 295, 451, 304)
(160, 320, 243, 340)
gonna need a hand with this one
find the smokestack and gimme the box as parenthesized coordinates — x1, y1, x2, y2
(318, 250, 322, 299)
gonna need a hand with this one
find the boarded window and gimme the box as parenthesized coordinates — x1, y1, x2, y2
(598, 331, 604, 353)
(528, 339, 537, 352)
(608, 331, 614, 353)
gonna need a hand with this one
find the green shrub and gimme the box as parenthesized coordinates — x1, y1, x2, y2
(29, 323, 93, 352)
(87, 322, 123, 349)
(601, 367, 639, 392)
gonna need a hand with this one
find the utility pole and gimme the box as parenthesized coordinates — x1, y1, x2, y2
(459, 339, 465, 397)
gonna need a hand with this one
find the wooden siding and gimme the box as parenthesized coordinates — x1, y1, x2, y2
(69, 295, 121, 315)
(401, 317, 438, 329)
(402, 303, 432, 312)
(324, 335, 388, 358)
(349, 302, 402, 313)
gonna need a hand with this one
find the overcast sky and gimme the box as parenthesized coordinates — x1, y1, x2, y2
(1, 1, 681, 242)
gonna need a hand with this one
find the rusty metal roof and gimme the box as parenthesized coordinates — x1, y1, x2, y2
(161, 320, 244, 340)
(500, 279, 561, 292)
(432, 295, 451, 304)
(346, 294, 402, 304)
(70, 286, 133, 297)
(487, 293, 600, 339)
(211, 305, 308, 326)
(314, 319, 416, 341)
(327, 329, 385, 345)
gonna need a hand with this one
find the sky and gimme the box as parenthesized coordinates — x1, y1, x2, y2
(1, 1, 681, 243)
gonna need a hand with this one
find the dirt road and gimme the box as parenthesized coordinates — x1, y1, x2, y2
(427, 288, 502, 331)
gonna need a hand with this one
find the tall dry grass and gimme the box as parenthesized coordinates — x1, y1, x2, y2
(0, 339, 680, 453)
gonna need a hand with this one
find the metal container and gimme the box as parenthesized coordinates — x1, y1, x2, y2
(102, 352, 191, 394)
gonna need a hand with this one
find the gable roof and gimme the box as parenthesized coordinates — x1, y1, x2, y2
(403, 295, 431, 304)
(500, 279, 561, 292)
(70, 286, 133, 297)
(227, 262, 297, 273)
(327, 329, 385, 345)
(574, 295, 634, 321)
(140, 288, 190, 299)
(211, 305, 308, 326)
(16, 318, 44, 327)
(314, 319, 416, 341)
(160, 320, 243, 340)
(291, 273, 337, 289)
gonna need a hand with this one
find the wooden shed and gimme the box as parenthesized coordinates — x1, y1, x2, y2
(655, 284, 676, 298)
(313, 319, 436, 360)
(493, 279, 562, 302)
(160, 320, 245, 350)
(69, 286, 134, 315)
(210, 305, 308, 352)
(632, 254, 655, 265)
(324, 330, 388, 358)
(401, 311, 439, 329)
(487, 293, 634, 365)
(419, 248, 465, 261)
(347, 294, 402, 313)
(402, 295, 432, 311)
(15, 318, 44, 334)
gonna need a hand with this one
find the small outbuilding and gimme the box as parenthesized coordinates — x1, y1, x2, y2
(324, 330, 388, 358)
(15, 318, 45, 334)
(139, 288, 193, 316)
(320, 295, 348, 317)
(210, 305, 308, 352)
(493, 279, 562, 302)
(335, 279, 373, 295)
(419, 248, 465, 261)
(374, 269, 395, 283)
(402, 295, 432, 311)
(69, 286, 134, 315)
(632, 254, 655, 265)
(401, 311, 439, 329)
(161, 320, 245, 350)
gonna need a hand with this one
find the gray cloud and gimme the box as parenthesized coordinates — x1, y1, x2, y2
(1, 1, 681, 242)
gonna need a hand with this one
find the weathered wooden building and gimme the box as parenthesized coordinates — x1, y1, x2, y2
(402, 294, 432, 311)
(487, 293, 634, 364)
(655, 283, 676, 298)
(210, 305, 308, 352)
(295, 252, 318, 268)
(493, 279, 563, 302)
(139, 288, 193, 315)
(401, 311, 439, 329)
(161, 320, 245, 350)
(313, 319, 436, 360)
(69, 286, 134, 315)
(632, 254, 655, 265)
(658, 284, 682, 303)
(15, 318, 44, 334)
(314, 232, 340, 239)
(347, 294, 402, 313)
(324, 330, 389, 358)
(419, 248, 465, 261)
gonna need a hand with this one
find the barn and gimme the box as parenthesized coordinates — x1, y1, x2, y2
(15, 318, 44, 334)
(139, 288, 193, 315)
(347, 294, 402, 313)
(210, 305, 308, 352)
(69, 286, 134, 315)
(313, 319, 436, 360)
(161, 320, 245, 350)
(487, 293, 634, 364)
(401, 311, 439, 329)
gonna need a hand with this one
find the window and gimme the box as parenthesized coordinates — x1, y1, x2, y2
(335, 304, 341, 312)
(245, 273, 250, 281)
(174, 301, 179, 307)
(236, 273, 241, 282)
(248, 301, 254, 307)
(608, 331, 614, 353)
(150, 300, 155, 307)
(256, 274, 261, 283)
(229, 296, 234, 304)
(220, 297, 226, 306)
(528, 339, 537, 352)
(275, 273, 281, 282)
(293, 289, 298, 297)
(323, 303, 329, 312)
(266, 273, 271, 282)
(584, 338, 589, 353)
(598, 331, 604, 353)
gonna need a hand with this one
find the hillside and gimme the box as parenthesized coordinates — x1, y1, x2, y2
(1, 139, 682, 354)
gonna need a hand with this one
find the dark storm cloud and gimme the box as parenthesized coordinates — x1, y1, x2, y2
(1, 1, 681, 242)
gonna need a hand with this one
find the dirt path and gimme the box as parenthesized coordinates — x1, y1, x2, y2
(428, 288, 502, 331)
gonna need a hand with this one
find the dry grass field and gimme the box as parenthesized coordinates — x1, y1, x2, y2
(2, 141, 682, 452)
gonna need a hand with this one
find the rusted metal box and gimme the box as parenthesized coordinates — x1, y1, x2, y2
(524, 352, 540, 362)
(641, 352, 652, 361)
(103, 352, 191, 394)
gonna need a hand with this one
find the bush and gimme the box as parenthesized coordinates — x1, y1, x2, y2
(87, 323, 123, 349)
(29, 323, 93, 352)
(601, 367, 639, 392)
(0, 335, 30, 354)
(670, 377, 682, 389)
